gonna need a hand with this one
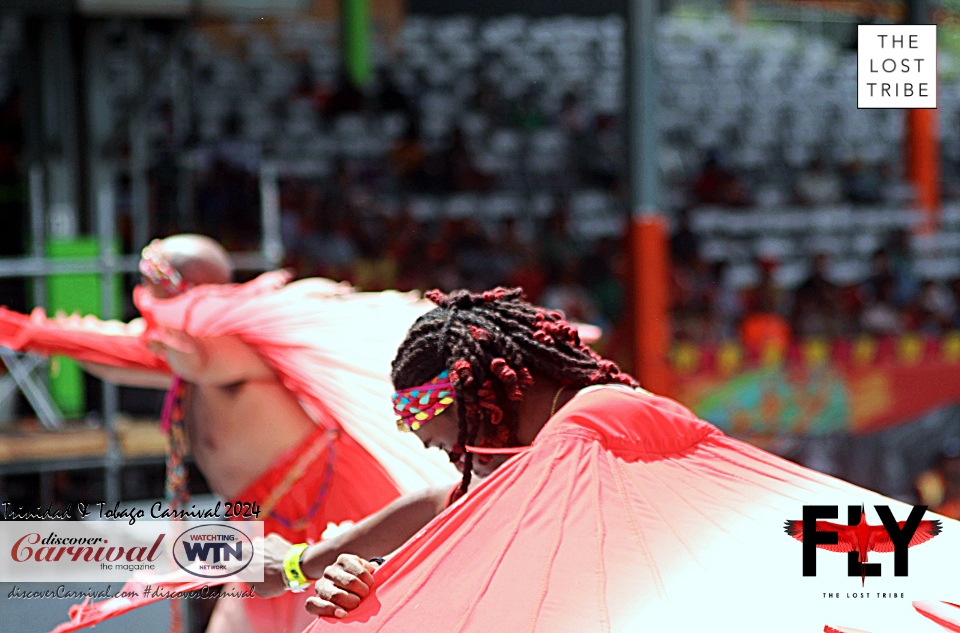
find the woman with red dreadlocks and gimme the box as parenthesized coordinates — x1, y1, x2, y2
(295, 287, 960, 633)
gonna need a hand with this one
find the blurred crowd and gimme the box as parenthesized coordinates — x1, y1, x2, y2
(688, 149, 905, 210)
(178, 65, 959, 363)
(671, 218, 960, 353)
(175, 73, 632, 351)
(278, 178, 627, 337)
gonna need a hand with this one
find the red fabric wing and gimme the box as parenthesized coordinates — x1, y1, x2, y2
(300, 387, 959, 633)
(0, 307, 167, 372)
(913, 601, 960, 632)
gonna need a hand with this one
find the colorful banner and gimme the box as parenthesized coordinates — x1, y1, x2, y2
(671, 332, 960, 436)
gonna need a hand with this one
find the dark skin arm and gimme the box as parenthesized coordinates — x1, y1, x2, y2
(254, 485, 450, 599)
(302, 485, 448, 577)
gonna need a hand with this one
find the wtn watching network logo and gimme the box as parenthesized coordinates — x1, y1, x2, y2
(173, 524, 255, 579)
(784, 505, 941, 586)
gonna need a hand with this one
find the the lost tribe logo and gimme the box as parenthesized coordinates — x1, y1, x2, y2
(173, 524, 254, 579)
(784, 505, 941, 585)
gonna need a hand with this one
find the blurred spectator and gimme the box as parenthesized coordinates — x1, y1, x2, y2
(323, 160, 363, 225)
(952, 279, 960, 329)
(193, 113, 260, 248)
(279, 176, 307, 257)
(325, 72, 365, 119)
(471, 77, 506, 125)
(577, 115, 622, 190)
(206, 112, 261, 173)
(862, 247, 896, 303)
(489, 217, 528, 288)
(292, 63, 327, 115)
(792, 253, 844, 337)
(917, 279, 956, 333)
(541, 260, 603, 326)
(671, 255, 713, 343)
(794, 157, 844, 206)
(442, 127, 495, 192)
(375, 69, 412, 115)
(322, 219, 360, 278)
(740, 293, 791, 356)
(670, 209, 700, 270)
(842, 158, 884, 205)
(352, 224, 398, 292)
(507, 252, 548, 305)
(557, 90, 588, 135)
(512, 90, 546, 130)
(541, 196, 585, 275)
(860, 277, 902, 335)
(705, 260, 743, 340)
(389, 118, 432, 192)
(451, 218, 496, 289)
(743, 257, 785, 316)
(582, 237, 625, 328)
(886, 229, 921, 307)
(691, 150, 751, 207)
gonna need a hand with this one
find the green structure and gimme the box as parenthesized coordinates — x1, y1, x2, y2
(342, 0, 372, 87)
(44, 238, 121, 418)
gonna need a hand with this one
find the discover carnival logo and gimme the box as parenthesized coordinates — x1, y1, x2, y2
(11, 531, 164, 568)
(174, 524, 255, 579)
(0, 520, 264, 583)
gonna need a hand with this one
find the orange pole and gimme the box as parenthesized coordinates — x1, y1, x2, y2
(906, 107, 940, 233)
(731, 0, 750, 25)
(631, 216, 672, 396)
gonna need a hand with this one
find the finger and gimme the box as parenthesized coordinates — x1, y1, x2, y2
(305, 597, 348, 619)
(364, 559, 381, 574)
(315, 585, 361, 610)
(333, 565, 375, 591)
(336, 556, 376, 586)
(326, 568, 371, 598)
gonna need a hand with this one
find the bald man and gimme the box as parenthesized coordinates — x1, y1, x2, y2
(0, 234, 455, 633)
(82, 236, 322, 504)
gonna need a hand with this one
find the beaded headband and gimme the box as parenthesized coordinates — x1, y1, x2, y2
(392, 370, 455, 431)
(139, 240, 190, 296)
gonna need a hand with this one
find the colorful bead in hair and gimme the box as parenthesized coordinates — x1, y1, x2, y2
(392, 370, 456, 431)
(139, 240, 190, 296)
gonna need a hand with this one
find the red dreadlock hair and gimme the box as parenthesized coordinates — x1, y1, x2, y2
(391, 287, 638, 499)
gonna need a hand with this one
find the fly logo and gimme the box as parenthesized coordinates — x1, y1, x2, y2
(784, 505, 941, 585)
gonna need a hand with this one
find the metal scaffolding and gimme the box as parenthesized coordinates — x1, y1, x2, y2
(0, 17, 283, 507)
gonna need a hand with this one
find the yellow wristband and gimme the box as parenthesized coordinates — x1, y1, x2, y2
(283, 543, 311, 592)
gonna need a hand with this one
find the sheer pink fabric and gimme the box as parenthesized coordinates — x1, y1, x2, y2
(302, 387, 960, 633)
